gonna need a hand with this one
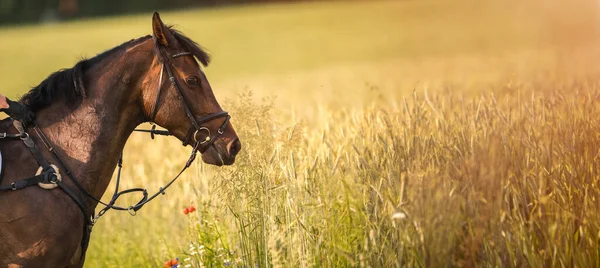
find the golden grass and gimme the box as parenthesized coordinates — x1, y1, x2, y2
(1, 0, 600, 267)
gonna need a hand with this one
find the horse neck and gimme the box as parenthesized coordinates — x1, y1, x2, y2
(35, 48, 155, 206)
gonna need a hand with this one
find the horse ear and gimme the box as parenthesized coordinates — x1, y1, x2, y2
(152, 12, 173, 47)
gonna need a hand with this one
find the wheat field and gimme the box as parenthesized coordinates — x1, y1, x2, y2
(2, 0, 600, 267)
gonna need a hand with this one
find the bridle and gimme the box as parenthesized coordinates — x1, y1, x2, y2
(0, 50, 231, 258)
(147, 51, 231, 153)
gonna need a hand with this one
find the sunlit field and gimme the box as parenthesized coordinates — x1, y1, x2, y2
(2, 0, 600, 267)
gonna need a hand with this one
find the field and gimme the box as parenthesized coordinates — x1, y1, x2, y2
(2, 0, 600, 267)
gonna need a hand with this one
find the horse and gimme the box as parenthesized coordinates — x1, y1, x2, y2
(0, 12, 241, 267)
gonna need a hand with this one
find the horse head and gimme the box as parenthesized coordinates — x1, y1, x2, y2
(143, 12, 241, 166)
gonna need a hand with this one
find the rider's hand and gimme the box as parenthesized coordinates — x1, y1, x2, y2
(1, 98, 36, 126)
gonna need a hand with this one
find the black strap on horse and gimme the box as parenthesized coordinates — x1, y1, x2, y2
(1, 120, 90, 216)
(0, 120, 94, 258)
(0, 121, 64, 193)
(0, 132, 27, 140)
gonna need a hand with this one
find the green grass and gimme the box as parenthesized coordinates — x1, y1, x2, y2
(2, 0, 600, 267)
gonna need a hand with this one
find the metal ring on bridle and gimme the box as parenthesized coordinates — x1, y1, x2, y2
(194, 127, 211, 144)
(128, 207, 137, 216)
(20, 132, 29, 140)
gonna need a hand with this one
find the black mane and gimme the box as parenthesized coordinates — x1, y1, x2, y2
(20, 61, 87, 112)
(19, 35, 152, 112)
(20, 27, 211, 113)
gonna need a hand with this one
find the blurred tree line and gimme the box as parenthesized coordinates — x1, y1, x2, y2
(0, 0, 295, 25)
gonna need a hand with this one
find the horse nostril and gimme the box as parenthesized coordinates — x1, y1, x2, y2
(228, 139, 241, 157)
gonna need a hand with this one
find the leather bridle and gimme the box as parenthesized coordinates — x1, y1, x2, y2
(147, 51, 231, 153)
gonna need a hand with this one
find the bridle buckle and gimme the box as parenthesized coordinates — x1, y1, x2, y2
(128, 207, 137, 216)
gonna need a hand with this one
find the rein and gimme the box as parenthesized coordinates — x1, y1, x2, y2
(0, 50, 232, 257)
(33, 125, 201, 220)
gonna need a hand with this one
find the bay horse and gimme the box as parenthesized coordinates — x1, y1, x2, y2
(0, 12, 241, 267)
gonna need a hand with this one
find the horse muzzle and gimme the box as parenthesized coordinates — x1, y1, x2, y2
(201, 138, 241, 166)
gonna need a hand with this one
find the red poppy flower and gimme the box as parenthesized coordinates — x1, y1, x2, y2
(164, 259, 178, 267)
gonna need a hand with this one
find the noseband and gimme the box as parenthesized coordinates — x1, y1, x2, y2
(145, 51, 230, 153)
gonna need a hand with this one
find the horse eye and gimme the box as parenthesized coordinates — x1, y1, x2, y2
(186, 76, 199, 86)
